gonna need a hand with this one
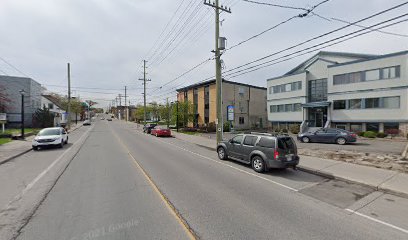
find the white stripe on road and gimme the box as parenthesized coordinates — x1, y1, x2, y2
(4, 126, 93, 208)
(132, 130, 298, 192)
(345, 209, 408, 234)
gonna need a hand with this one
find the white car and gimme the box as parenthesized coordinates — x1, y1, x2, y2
(32, 127, 68, 150)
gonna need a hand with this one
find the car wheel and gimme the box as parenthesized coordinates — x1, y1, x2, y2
(336, 137, 346, 145)
(217, 147, 227, 160)
(252, 156, 266, 173)
(32, 146, 38, 151)
(302, 136, 310, 143)
(155, 133, 158, 137)
(59, 140, 64, 148)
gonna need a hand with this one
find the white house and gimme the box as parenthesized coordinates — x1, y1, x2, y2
(267, 50, 408, 135)
(41, 94, 64, 127)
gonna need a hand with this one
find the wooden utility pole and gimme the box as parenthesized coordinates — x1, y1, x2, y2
(67, 63, 71, 129)
(124, 86, 128, 121)
(204, 0, 231, 144)
(139, 60, 151, 126)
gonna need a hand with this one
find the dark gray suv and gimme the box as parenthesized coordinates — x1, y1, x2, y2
(217, 133, 299, 173)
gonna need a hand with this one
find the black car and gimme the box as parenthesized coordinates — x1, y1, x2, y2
(143, 123, 157, 134)
(217, 132, 299, 173)
(297, 128, 357, 145)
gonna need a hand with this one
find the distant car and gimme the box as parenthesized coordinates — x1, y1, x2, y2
(217, 132, 299, 173)
(143, 123, 157, 134)
(83, 119, 91, 125)
(151, 126, 171, 137)
(32, 127, 68, 150)
(101, 117, 105, 120)
(297, 128, 357, 145)
(107, 118, 112, 121)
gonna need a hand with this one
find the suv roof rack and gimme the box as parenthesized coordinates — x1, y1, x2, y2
(250, 132, 290, 136)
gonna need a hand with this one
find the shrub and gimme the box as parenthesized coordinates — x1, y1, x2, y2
(376, 132, 387, 138)
(289, 125, 300, 134)
(223, 121, 230, 132)
(281, 128, 288, 133)
(363, 131, 377, 138)
(357, 131, 365, 137)
(273, 127, 281, 133)
(207, 122, 216, 132)
(181, 127, 197, 132)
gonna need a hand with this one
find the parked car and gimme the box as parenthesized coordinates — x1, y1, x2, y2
(217, 132, 299, 173)
(143, 123, 157, 134)
(83, 119, 91, 125)
(107, 118, 112, 121)
(297, 128, 357, 145)
(151, 126, 171, 137)
(101, 117, 105, 120)
(32, 127, 68, 150)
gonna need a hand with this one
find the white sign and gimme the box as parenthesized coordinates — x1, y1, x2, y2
(0, 113, 6, 121)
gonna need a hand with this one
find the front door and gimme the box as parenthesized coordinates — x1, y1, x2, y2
(308, 107, 328, 127)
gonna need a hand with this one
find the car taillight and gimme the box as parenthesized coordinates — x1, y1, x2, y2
(274, 150, 279, 160)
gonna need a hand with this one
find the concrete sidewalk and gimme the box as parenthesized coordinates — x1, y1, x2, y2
(171, 130, 408, 198)
(0, 124, 82, 165)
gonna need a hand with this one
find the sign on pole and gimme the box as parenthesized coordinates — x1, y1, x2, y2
(227, 105, 234, 121)
(0, 113, 6, 133)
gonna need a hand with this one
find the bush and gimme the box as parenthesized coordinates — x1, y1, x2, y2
(207, 122, 216, 132)
(363, 131, 377, 138)
(181, 127, 197, 132)
(376, 132, 387, 138)
(273, 127, 281, 132)
(289, 125, 300, 134)
(223, 121, 230, 132)
(357, 131, 365, 137)
(281, 128, 288, 133)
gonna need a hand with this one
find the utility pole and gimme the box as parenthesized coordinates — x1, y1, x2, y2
(67, 63, 71, 130)
(124, 86, 128, 121)
(204, 0, 231, 144)
(138, 60, 151, 126)
(166, 98, 170, 128)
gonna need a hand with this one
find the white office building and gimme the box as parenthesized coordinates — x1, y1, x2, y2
(267, 50, 408, 135)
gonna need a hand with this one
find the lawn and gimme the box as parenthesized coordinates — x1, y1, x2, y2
(2, 128, 40, 135)
(0, 138, 11, 145)
(180, 131, 200, 136)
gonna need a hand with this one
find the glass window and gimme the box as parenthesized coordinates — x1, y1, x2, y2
(384, 123, 399, 132)
(382, 96, 400, 108)
(349, 99, 362, 109)
(308, 79, 327, 102)
(382, 66, 399, 79)
(48, 103, 54, 109)
(333, 74, 346, 85)
(333, 100, 346, 110)
(293, 103, 301, 112)
(349, 72, 362, 83)
(365, 98, 380, 108)
(269, 87, 273, 94)
(257, 137, 275, 148)
(335, 125, 346, 130)
(239, 117, 245, 124)
(365, 69, 380, 81)
(327, 129, 340, 133)
(350, 124, 362, 132)
(366, 123, 379, 132)
(285, 104, 292, 112)
(280, 85, 286, 93)
(285, 84, 291, 92)
(231, 135, 243, 144)
(243, 136, 258, 146)
(277, 105, 284, 112)
(273, 86, 280, 93)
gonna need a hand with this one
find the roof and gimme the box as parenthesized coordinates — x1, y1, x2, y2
(42, 94, 64, 109)
(327, 50, 408, 68)
(285, 51, 377, 75)
(176, 79, 266, 92)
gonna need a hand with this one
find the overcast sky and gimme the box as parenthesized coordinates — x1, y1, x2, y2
(0, 0, 407, 108)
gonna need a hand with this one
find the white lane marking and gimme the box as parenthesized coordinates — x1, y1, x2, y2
(132, 130, 298, 192)
(4, 126, 93, 208)
(345, 208, 408, 234)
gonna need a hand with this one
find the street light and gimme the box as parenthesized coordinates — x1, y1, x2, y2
(19, 89, 26, 139)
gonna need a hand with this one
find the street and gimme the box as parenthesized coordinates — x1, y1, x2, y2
(0, 118, 405, 240)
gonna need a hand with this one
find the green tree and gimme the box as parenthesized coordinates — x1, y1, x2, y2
(33, 107, 54, 128)
(171, 100, 194, 128)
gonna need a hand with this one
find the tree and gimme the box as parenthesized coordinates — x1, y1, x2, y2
(60, 97, 85, 123)
(171, 100, 194, 128)
(33, 107, 54, 128)
(0, 85, 11, 112)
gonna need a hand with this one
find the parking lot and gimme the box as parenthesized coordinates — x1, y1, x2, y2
(200, 132, 407, 155)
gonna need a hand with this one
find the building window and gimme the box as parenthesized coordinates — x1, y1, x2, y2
(381, 66, 399, 79)
(277, 105, 284, 112)
(365, 98, 380, 109)
(350, 124, 362, 132)
(336, 124, 346, 130)
(293, 103, 301, 112)
(239, 87, 245, 95)
(366, 123, 379, 132)
(365, 69, 380, 81)
(269, 87, 273, 94)
(48, 103, 54, 109)
(284, 104, 292, 112)
(308, 79, 327, 102)
(239, 117, 245, 124)
(333, 100, 346, 110)
(270, 105, 277, 113)
(272, 81, 302, 93)
(384, 122, 399, 133)
(291, 81, 302, 91)
(349, 99, 362, 109)
(382, 96, 400, 108)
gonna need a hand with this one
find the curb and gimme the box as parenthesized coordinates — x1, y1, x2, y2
(0, 124, 83, 166)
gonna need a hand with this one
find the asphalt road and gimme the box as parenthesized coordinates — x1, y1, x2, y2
(14, 119, 408, 239)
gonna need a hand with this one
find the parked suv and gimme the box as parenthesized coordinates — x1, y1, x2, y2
(143, 123, 157, 134)
(217, 133, 299, 173)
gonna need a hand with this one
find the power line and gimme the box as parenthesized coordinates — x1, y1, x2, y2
(242, 0, 308, 11)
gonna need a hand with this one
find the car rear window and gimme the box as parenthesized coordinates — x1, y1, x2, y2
(278, 137, 295, 150)
(257, 137, 275, 148)
(243, 136, 257, 146)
